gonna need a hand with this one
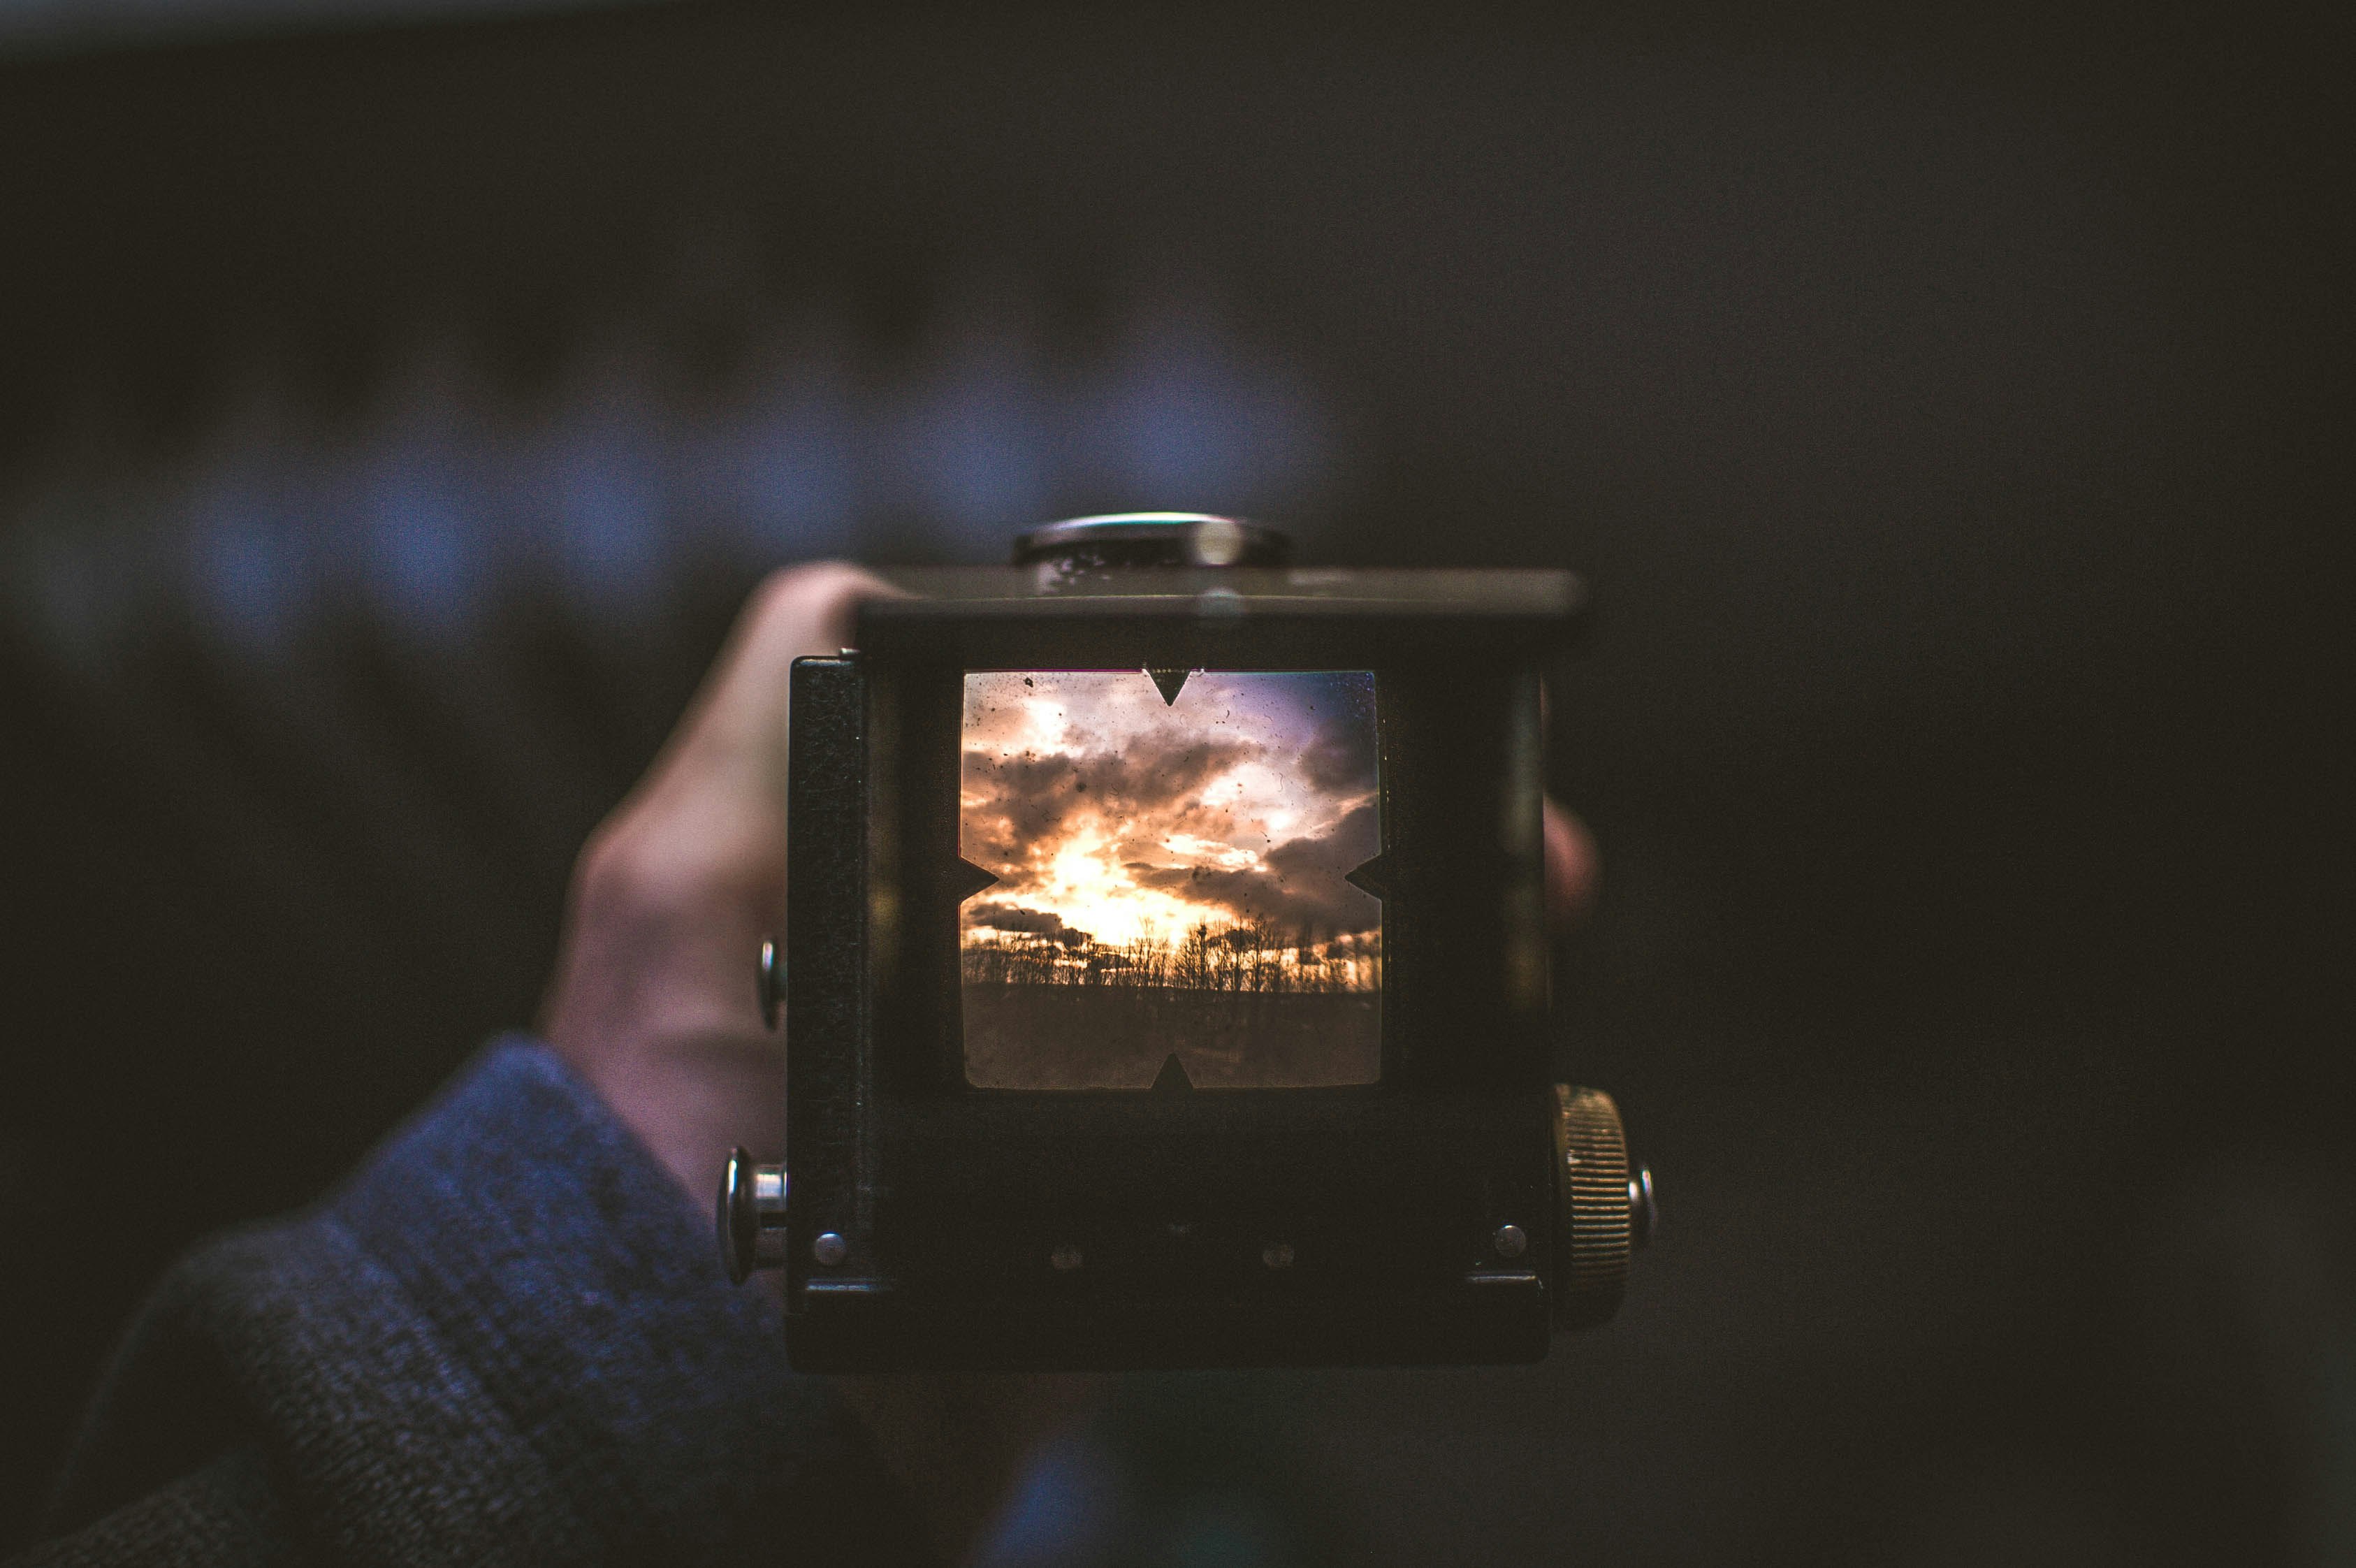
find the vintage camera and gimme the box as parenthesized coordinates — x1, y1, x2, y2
(720, 514, 1653, 1371)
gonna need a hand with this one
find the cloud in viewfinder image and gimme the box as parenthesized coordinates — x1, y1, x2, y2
(960, 670, 1379, 949)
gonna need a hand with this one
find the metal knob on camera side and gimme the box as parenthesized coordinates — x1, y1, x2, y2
(718, 1149, 791, 1286)
(720, 937, 794, 1286)
(1552, 1084, 1657, 1328)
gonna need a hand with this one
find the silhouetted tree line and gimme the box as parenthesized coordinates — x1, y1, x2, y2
(962, 918, 1379, 994)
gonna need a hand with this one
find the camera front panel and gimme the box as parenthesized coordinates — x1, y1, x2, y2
(781, 569, 1577, 1370)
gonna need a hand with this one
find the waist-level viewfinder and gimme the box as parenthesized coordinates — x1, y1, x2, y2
(720, 513, 1654, 1371)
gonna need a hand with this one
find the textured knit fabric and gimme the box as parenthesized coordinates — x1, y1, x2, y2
(15, 1037, 931, 1567)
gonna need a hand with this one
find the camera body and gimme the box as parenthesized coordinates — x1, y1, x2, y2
(721, 516, 1648, 1372)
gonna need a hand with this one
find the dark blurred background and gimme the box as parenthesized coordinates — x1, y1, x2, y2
(2, 1, 2348, 1562)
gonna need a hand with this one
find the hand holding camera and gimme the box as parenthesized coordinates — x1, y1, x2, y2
(535, 520, 1635, 1557)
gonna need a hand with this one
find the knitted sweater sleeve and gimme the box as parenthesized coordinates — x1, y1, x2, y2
(15, 1036, 927, 1568)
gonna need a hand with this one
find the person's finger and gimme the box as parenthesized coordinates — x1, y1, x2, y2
(590, 562, 896, 919)
(1544, 796, 1599, 929)
(649, 562, 896, 816)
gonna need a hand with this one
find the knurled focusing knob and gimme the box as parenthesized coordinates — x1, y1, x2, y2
(1553, 1084, 1635, 1329)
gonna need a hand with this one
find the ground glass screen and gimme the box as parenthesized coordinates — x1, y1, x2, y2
(959, 670, 1381, 1089)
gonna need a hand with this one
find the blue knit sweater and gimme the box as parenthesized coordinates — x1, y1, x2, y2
(17, 1038, 930, 1566)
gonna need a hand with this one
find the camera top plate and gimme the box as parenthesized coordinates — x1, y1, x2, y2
(856, 565, 1587, 667)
